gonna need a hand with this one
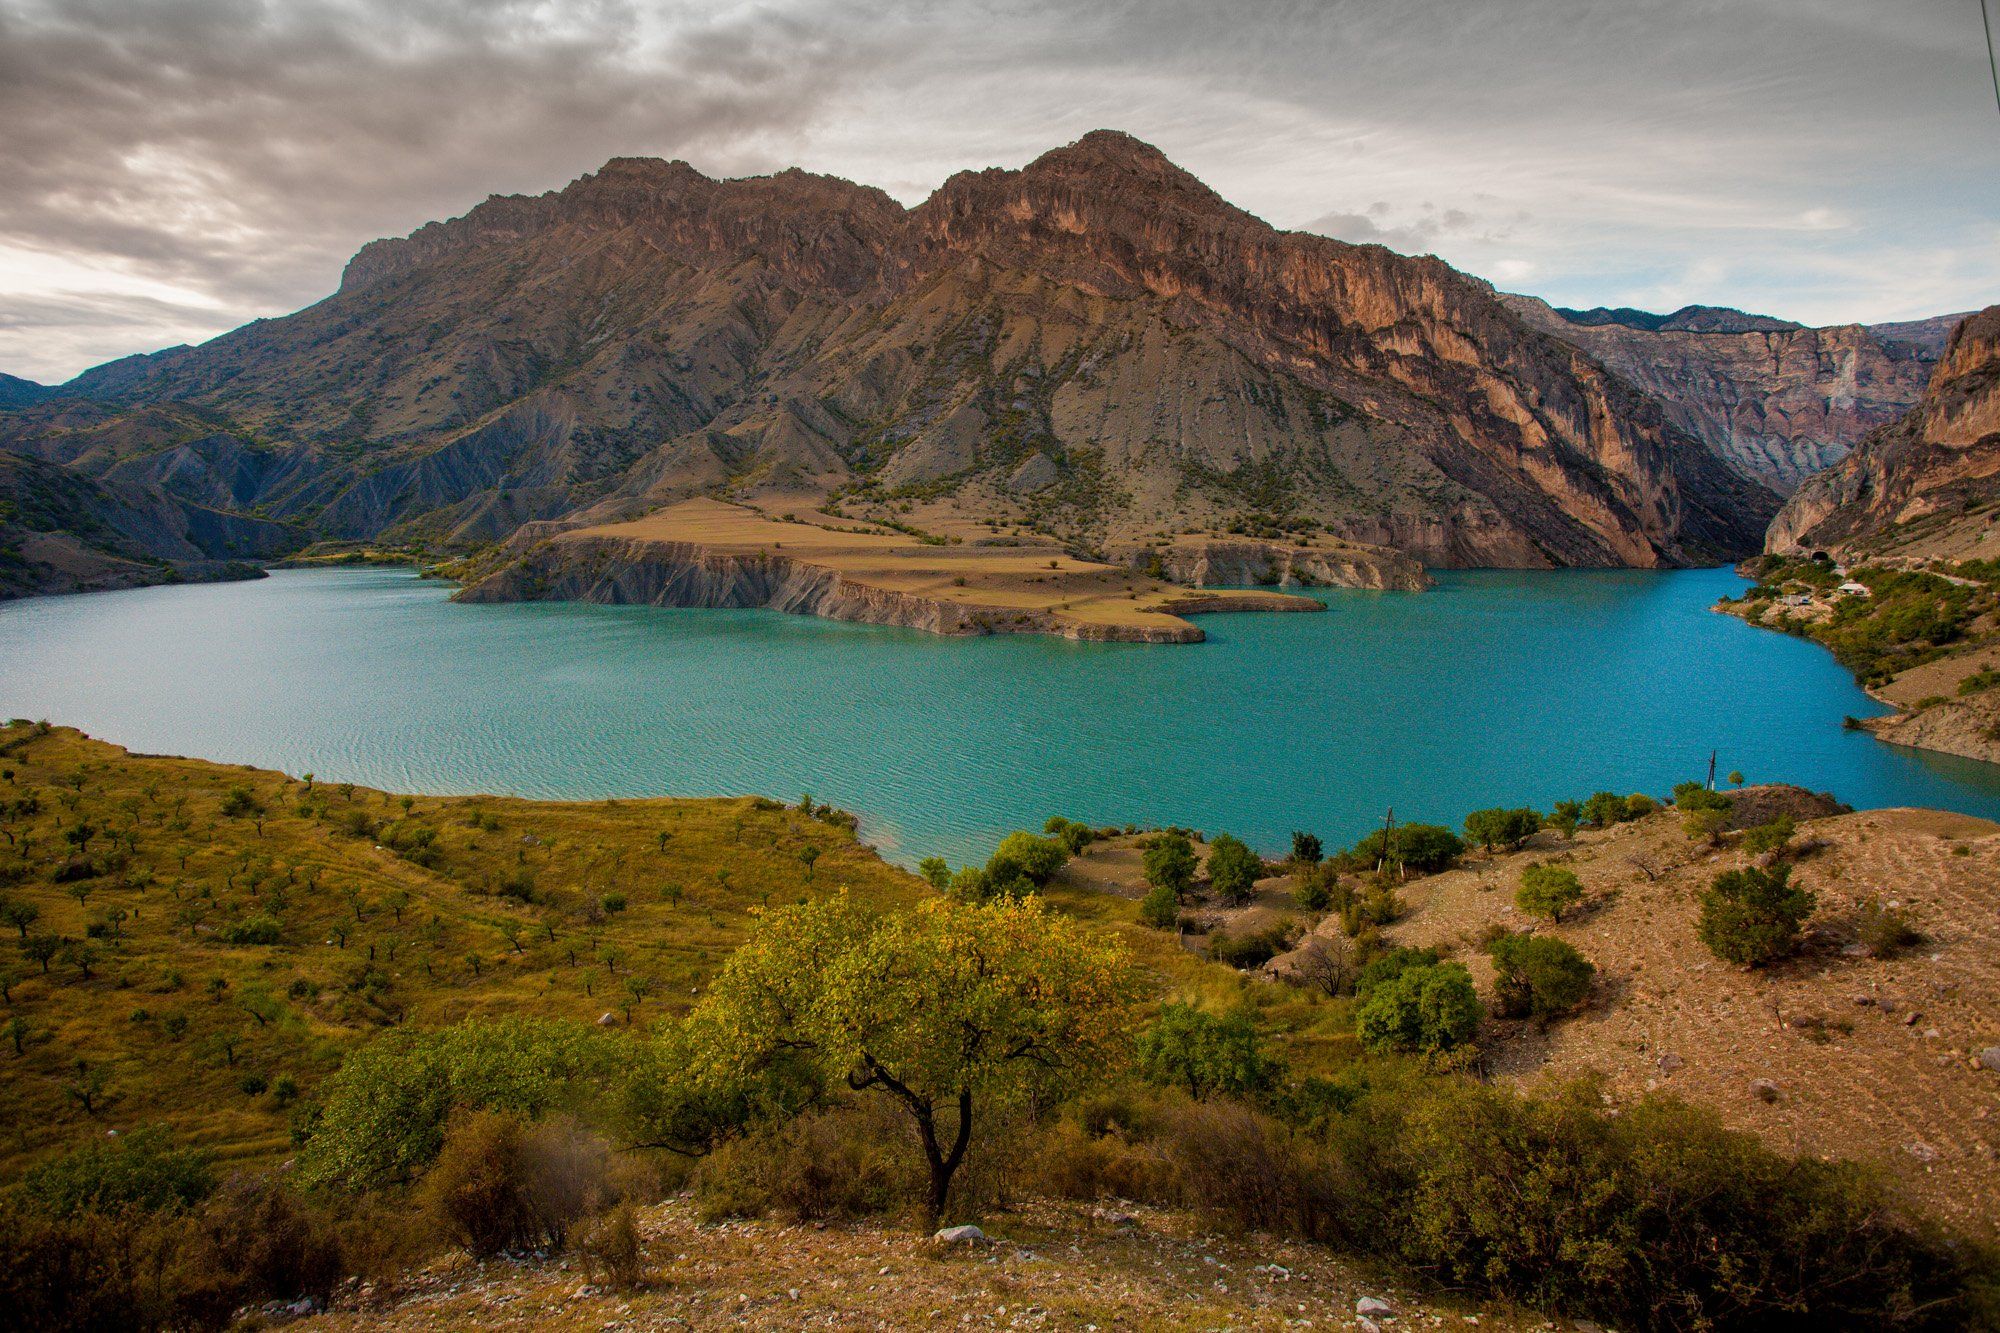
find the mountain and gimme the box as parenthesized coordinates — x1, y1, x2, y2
(0, 373, 57, 410)
(0, 449, 303, 599)
(1552, 304, 1802, 334)
(1768, 305, 2000, 560)
(1506, 295, 1948, 493)
(2, 132, 1776, 580)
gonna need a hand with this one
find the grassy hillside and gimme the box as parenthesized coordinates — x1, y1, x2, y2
(0, 723, 1357, 1180)
(0, 723, 926, 1174)
(4, 724, 1992, 1331)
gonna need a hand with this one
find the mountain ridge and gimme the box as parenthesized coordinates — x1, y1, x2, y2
(0, 131, 1808, 596)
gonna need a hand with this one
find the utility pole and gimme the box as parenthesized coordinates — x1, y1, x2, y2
(1376, 806, 1395, 876)
(1706, 750, 1717, 792)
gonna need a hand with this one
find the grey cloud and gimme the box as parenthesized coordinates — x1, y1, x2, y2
(1, 0, 1997, 381)
(0, 0, 891, 313)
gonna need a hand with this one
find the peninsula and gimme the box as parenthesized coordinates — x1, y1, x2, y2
(451, 498, 1373, 643)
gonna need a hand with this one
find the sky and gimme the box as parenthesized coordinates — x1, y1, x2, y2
(2, 0, 1997, 384)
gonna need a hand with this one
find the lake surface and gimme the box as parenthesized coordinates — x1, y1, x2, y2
(4, 566, 1999, 867)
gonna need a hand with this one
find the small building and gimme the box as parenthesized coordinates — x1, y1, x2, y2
(1837, 581, 1870, 596)
(1780, 592, 1813, 607)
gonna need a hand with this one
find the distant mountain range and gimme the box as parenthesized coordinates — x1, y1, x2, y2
(1506, 298, 1967, 494)
(0, 131, 1977, 598)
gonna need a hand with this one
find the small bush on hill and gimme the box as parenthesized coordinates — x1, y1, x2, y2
(1289, 830, 1323, 865)
(1464, 806, 1541, 851)
(1209, 921, 1296, 969)
(1138, 882, 1179, 928)
(1204, 833, 1262, 904)
(20, 1124, 214, 1218)
(1354, 961, 1480, 1055)
(1698, 864, 1815, 966)
(1142, 830, 1197, 899)
(420, 1110, 611, 1257)
(1856, 897, 1924, 958)
(1740, 814, 1796, 857)
(223, 914, 283, 945)
(1516, 863, 1584, 922)
(1137, 1003, 1279, 1099)
(1547, 799, 1583, 838)
(1355, 945, 1439, 996)
(298, 1017, 624, 1189)
(1346, 823, 1463, 874)
(1043, 816, 1096, 855)
(1487, 932, 1594, 1020)
(1581, 791, 1629, 829)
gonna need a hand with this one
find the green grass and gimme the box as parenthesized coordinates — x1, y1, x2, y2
(0, 724, 924, 1175)
(0, 724, 1348, 1181)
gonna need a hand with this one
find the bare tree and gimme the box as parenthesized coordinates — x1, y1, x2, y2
(1292, 934, 1357, 998)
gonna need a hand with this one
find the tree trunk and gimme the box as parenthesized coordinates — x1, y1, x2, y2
(920, 1090, 975, 1225)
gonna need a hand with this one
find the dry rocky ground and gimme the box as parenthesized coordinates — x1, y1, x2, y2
(1312, 795, 2000, 1237)
(302, 1198, 1545, 1333)
(1052, 799, 2000, 1237)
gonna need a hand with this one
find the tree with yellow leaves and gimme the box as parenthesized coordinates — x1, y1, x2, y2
(690, 893, 1137, 1222)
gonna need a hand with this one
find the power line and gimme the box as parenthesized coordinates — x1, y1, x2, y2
(1985, 0, 2000, 117)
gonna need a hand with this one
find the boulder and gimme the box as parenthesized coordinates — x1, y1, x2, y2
(1979, 1046, 2000, 1072)
(933, 1224, 988, 1245)
(1357, 1296, 1394, 1316)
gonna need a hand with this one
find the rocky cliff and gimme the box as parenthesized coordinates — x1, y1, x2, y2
(1768, 306, 2000, 560)
(1, 132, 1779, 586)
(1505, 296, 1944, 494)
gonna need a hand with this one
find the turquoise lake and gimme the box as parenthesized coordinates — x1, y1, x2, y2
(3, 566, 1999, 867)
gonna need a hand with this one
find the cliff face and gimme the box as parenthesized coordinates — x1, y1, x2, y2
(1505, 296, 1941, 494)
(5, 131, 1778, 578)
(1768, 306, 2000, 559)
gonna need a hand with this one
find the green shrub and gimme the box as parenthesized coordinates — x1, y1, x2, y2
(1673, 782, 1732, 813)
(1139, 883, 1179, 929)
(1347, 823, 1464, 874)
(1547, 800, 1582, 838)
(19, 1125, 214, 1218)
(1204, 833, 1262, 904)
(1354, 962, 1481, 1054)
(1698, 864, 1815, 966)
(1464, 807, 1541, 851)
(1137, 1003, 1279, 1099)
(1355, 945, 1439, 996)
(1516, 864, 1584, 922)
(1325, 1077, 1985, 1329)
(1289, 830, 1323, 865)
(1043, 816, 1097, 855)
(1488, 933, 1595, 1020)
(1581, 791, 1628, 829)
(1209, 922, 1296, 969)
(297, 1017, 624, 1189)
(1856, 897, 1924, 958)
(989, 830, 1068, 888)
(1740, 815, 1795, 856)
(1293, 868, 1332, 912)
(1142, 830, 1197, 898)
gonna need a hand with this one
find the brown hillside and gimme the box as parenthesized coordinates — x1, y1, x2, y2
(5, 132, 1774, 579)
(1318, 794, 2000, 1237)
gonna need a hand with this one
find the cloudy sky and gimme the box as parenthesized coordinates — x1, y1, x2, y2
(2, 0, 1996, 382)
